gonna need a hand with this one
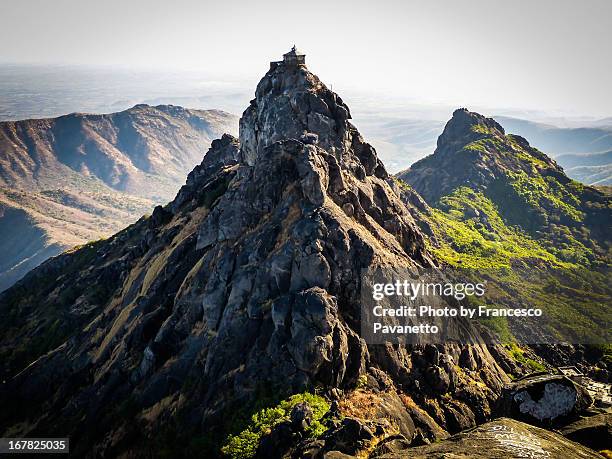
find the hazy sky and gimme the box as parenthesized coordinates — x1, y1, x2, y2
(2, 0, 611, 117)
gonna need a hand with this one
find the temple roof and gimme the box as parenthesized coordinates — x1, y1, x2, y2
(283, 45, 305, 57)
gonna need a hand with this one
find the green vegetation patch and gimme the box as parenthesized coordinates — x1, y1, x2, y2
(427, 186, 566, 271)
(506, 343, 546, 372)
(415, 184, 611, 344)
(505, 170, 584, 222)
(221, 393, 330, 459)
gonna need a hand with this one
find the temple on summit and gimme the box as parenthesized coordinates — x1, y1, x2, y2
(283, 46, 305, 65)
(270, 46, 305, 69)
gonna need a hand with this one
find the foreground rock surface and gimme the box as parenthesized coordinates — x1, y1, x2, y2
(559, 411, 612, 452)
(377, 418, 602, 459)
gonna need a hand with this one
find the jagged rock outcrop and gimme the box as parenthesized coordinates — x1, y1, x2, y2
(0, 56, 510, 456)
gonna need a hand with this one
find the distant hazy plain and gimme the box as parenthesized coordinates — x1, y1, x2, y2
(1, 65, 611, 177)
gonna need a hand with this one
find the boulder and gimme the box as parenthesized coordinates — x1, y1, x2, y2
(256, 421, 299, 459)
(369, 435, 412, 457)
(322, 452, 356, 459)
(291, 402, 314, 431)
(373, 392, 417, 440)
(377, 418, 602, 458)
(498, 374, 593, 426)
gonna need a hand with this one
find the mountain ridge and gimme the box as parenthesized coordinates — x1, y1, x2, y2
(493, 115, 612, 155)
(397, 108, 610, 346)
(399, 108, 610, 252)
(0, 103, 237, 197)
(0, 104, 237, 291)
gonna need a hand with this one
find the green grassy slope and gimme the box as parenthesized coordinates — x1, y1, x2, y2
(398, 109, 611, 346)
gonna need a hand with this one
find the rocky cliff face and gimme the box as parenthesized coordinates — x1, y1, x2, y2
(0, 60, 514, 456)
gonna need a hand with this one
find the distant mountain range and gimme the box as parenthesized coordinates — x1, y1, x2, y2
(555, 150, 612, 186)
(0, 104, 237, 290)
(350, 116, 445, 172)
(493, 116, 612, 155)
(492, 116, 612, 186)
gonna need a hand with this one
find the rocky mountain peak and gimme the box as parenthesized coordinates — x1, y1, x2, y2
(0, 59, 511, 456)
(436, 108, 505, 152)
(399, 108, 561, 203)
(240, 52, 354, 168)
